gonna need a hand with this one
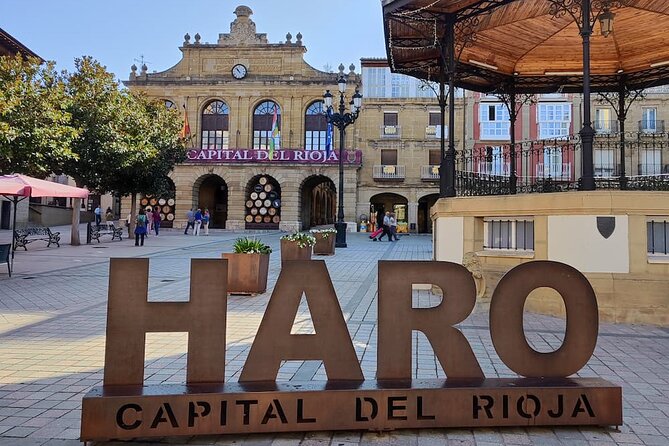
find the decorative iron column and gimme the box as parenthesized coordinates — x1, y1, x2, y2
(617, 79, 627, 189)
(439, 49, 448, 197)
(445, 14, 457, 197)
(509, 87, 518, 194)
(579, 0, 596, 190)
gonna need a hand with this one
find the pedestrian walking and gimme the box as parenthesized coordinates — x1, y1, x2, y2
(94, 205, 102, 227)
(194, 208, 203, 236)
(145, 206, 153, 236)
(378, 211, 392, 241)
(202, 208, 210, 235)
(153, 206, 161, 236)
(389, 212, 399, 241)
(184, 208, 195, 234)
(134, 208, 148, 246)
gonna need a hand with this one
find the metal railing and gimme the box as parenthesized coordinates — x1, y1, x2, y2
(421, 165, 440, 180)
(373, 165, 406, 180)
(425, 125, 448, 138)
(594, 120, 619, 134)
(454, 132, 669, 196)
(638, 120, 665, 133)
(380, 125, 401, 138)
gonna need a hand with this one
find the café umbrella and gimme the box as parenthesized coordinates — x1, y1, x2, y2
(0, 174, 89, 273)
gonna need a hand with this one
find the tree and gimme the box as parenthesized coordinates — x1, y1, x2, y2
(0, 55, 78, 176)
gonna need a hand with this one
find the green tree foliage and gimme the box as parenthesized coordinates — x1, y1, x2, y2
(0, 55, 78, 176)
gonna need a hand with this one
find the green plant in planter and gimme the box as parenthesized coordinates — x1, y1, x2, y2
(280, 232, 316, 248)
(310, 228, 338, 239)
(233, 237, 272, 254)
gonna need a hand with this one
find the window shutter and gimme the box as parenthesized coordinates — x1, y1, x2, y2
(384, 112, 398, 126)
(429, 112, 441, 126)
(381, 149, 398, 165)
(429, 150, 441, 165)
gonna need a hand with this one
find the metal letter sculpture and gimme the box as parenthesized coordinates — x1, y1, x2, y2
(81, 259, 622, 441)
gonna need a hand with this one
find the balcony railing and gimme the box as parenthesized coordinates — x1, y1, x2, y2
(373, 165, 405, 180)
(594, 120, 619, 134)
(425, 125, 448, 138)
(452, 132, 669, 196)
(639, 120, 665, 133)
(421, 165, 440, 180)
(380, 125, 401, 138)
(535, 163, 572, 180)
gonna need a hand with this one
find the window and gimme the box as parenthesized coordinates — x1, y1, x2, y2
(594, 148, 615, 177)
(539, 147, 566, 179)
(253, 101, 280, 150)
(363, 67, 387, 98)
(484, 218, 534, 251)
(164, 100, 177, 110)
(641, 107, 657, 133)
(480, 103, 510, 140)
(595, 108, 613, 133)
(481, 146, 508, 176)
(538, 103, 571, 139)
(639, 148, 661, 175)
(391, 73, 410, 98)
(381, 149, 398, 165)
(201, 100, 230, 150)
(384, 112, 398, 126)
(648, 218, 669, 256)
(429, 150, 441, 166)
(305, 101, 328, 151)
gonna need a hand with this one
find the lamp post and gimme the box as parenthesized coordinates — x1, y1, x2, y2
(323, 75, 363, 248)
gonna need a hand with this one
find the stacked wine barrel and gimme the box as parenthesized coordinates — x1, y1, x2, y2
(140, 195, 175, 228)
(245, 176, 281, 226)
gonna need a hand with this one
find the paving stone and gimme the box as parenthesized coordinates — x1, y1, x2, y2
(0, 231, 667, 446)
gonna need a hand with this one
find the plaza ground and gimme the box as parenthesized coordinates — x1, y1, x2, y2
(0, 227, 667, 445)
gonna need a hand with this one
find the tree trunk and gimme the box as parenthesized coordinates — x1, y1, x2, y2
(129, 193, 138, 238)
(71, 198, 81, 246)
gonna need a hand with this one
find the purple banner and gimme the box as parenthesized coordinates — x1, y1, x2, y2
(185, 148, 362, 165)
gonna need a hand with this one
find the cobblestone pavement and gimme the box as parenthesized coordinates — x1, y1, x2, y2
(0, 229, 667, 445)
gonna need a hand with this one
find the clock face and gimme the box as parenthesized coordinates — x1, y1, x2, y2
(232, 64, 247, 79)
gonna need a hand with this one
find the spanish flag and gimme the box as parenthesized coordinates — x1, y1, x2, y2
(268, 106, 280, 160)
(180, 104, 191, 141)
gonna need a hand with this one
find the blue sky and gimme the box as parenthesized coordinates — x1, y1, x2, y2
(3, 0, 387, 80)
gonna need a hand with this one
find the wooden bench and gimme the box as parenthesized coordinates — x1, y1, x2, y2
(89, 223, 124, 243)
(13, 226, 61, 250)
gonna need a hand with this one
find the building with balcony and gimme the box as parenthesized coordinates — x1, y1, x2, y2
(357, 58, 465, 233)
(125, 6, 360, 231)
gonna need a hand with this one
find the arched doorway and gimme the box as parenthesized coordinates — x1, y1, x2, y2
(245, 175, 281, 229)
(370, 193, 409, 234)
(197, 175, 228, 229)
(300, 175, 336, 229)
(418, 194, 440, 234)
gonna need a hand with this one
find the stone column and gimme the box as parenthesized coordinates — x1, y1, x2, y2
(408, 201, 418, 233)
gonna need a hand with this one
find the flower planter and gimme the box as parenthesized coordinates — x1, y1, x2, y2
(222, 253, 270, 295)
(313, 232, 336, 255)
(280, 239, 312, 266)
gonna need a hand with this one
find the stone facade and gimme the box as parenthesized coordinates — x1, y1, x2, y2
(125, 6, 361, 232)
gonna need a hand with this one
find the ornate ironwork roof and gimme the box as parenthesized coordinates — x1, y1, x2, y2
(383, 0, 669, 93)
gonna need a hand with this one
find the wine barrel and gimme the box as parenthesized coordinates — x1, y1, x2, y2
(263, 216, 271, 223)
(259, 177, 268, 185)
(246, 200, 254, 208)
(254, 215, 262, 223)
(264, 184, 273, 192)
(272, 216, 280, 224)
(245, 215, 253, 223)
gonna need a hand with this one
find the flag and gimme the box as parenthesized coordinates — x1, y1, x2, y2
(179, 104, 191, 142)
(325, 108, 333, 158)
(268, 106, 280, 160)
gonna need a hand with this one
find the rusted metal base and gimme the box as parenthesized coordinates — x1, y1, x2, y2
(81, 378, 622, 441)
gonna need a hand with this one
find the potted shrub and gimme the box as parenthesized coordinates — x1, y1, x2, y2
(311, 228, 337, 255)
(222, 238, 272, 295)
(280, 232, 316, 266)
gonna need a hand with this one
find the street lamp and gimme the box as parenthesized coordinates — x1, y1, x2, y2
(323, 76, 363, 248)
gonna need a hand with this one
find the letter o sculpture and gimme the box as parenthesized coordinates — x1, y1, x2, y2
(489, 261, 598, 378)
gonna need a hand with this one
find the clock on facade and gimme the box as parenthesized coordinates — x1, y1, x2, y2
(231, 64, 247, 79)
